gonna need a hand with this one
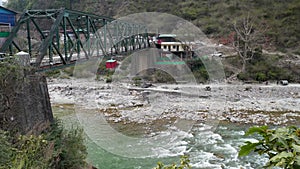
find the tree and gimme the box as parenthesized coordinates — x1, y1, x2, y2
(5, 0, 67, 11)
(5, 0, 28, 12)
(232, 13, 264, 74)
(239, 126, 300, 169)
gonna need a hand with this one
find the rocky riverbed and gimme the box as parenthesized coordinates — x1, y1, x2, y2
(48, 78, 300, 126)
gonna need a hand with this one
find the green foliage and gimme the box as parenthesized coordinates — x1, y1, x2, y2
(237, 72, 249, 81)
(45, 121, 87, 169)
(97, 59, 115, 77)
(11, 134, 48, 169)
(105, 75, 113, 83)
(255, 72, 267, 82)
(0, 131, 12, 169)
(234, 54, 299, 82)
(44, 69, 61, 78)
(153, 155, 191, 169)
(0, 120, 87, 169)
(186, 59, 208, 83)
(154, 70, 176, 83)
(239, 126, 300, 169)
(132, 76, 142, 86)
(192, 68, 209, 83)
(135, 68, 177, 84)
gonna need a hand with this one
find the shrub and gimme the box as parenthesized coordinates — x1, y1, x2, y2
(132, 76, 142, 86)
(0, 131, 12, 169)
(239, 126, 300, 169)
(153, 155, 191, 169)
(193, 68, 209, 83)
(237, 72, 249, 81)
(0, 120, 87, 169)
(154, 70, 176, 83)
(45, 121, 87, 169)
(10, 134, 48, 169)
(105, 76, 112, 83)
(255, 72, 267, 82)
(267, 71, 277, 80)
(45, 69, 61, 78)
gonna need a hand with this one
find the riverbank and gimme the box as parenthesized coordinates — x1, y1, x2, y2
(48, 78, 300, 126)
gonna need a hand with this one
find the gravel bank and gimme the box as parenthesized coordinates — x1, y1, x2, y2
(48, 78, 300, 126)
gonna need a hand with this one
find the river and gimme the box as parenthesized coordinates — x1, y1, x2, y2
(54, 105, 273, 169)
(86, 123, 267, 169)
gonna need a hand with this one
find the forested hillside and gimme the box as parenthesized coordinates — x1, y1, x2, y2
(5, 0, 300, 54)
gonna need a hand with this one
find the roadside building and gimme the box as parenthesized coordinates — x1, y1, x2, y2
(0, 6, 17, 47)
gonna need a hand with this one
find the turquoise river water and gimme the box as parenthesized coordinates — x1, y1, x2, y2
(85, 123, 268, 169)
(54, 105, 278, 169)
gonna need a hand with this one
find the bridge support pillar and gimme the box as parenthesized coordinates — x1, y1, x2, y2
(0, 70, 53, 134)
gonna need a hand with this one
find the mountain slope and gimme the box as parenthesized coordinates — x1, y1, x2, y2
(5, 0, 300, 54)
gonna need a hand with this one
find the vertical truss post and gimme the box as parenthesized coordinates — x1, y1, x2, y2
(26, 20, 31, 56)
(138, 25, 141, 49)
(127, 23, 131, 52)
(86, 16, 90, 57)
(66, 17, 88, 60)
(142, 27, 145, 48)
(96, 34, 99, 56)
(9, 45, 12, 56)
(56, 29, 60, 53)
(123, 23, 127, 52)
(49, 44, 53, 64)
(75, 18, 80, 58)
(146, 28, 150, 47)
(131, 25, 134, 51)
(103, 19, 107, 54)
(63, 16, 68, 60)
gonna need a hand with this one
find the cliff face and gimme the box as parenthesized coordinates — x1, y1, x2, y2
(0, 68, 53, 133)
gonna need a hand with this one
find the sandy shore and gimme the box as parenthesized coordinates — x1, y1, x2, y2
(47, 78, 300, 126)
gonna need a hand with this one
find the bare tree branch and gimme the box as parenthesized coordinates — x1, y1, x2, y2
(232, 13, 263, 73)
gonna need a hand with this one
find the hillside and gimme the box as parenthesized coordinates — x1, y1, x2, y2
(5, 0, 300, 54)
(4, 0, 300, 82)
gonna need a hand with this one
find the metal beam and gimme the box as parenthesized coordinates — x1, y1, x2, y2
(36, 9, 65, 67)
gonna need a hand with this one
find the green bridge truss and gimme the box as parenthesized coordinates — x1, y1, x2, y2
(0, 8, 149, 70)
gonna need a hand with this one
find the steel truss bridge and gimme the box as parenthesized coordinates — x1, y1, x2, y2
(0, 8, 149, 71)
